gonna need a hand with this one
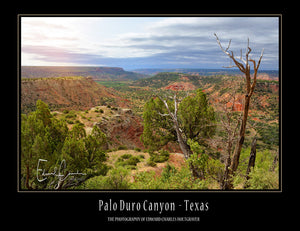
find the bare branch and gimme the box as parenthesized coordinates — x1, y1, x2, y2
(238, 49, 247, 64)
(256, 48, 264, 70)
(214, 33, 246, 73)
(214, 34, 265, 189)
(249, 48, 263, 97)
(230, 53, 246, 73)
(214, 33, 230, 56)
(233, 111, 243, 137)
(158, 113, 170, 117)
(244, 38, 251, 68)
(174, 94, 178, 117)
(247, 38, 251, 54)
(222, 65, 238, 69)
(225, 39, 232, 52)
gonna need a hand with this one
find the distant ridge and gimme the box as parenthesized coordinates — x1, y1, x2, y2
(132, 68, 279, 79)
(21, 66, 148, 80)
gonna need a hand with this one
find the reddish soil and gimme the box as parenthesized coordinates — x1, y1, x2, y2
(164, 82, 196, 91)
(21, 77, 130, 113)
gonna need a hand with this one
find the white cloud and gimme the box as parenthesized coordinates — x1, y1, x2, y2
(21, 16, 279, 69)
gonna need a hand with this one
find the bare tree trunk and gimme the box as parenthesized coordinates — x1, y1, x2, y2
(246, 138, 257, 177)
(215, 34, 264, 190)
(157, 93, 192, 159)
(215, 78, 243, 189)
(174, 124, 192, 159)
(244, 138, 257, 188)
(222, 152, 232, 190)
(156, 93, 202, 178)
(231, 94, 251, 172)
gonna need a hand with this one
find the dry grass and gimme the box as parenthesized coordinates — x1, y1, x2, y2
(105, 150, 186, 180)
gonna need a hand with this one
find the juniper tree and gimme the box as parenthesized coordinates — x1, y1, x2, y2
(142, 89, 216, 160)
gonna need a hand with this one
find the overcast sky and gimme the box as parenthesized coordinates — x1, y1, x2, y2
(21, 16, 279, 70)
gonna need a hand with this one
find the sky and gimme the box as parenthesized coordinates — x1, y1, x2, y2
(21, 16, 279, 70)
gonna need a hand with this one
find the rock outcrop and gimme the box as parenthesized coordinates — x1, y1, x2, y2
(21, 77, 129, 113)
(93, 107, 144, 149)
(164, 81, 197, 91)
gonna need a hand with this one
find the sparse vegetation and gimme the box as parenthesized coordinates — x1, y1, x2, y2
(149, 150, 170, 163)
(20, 66, 279, 190)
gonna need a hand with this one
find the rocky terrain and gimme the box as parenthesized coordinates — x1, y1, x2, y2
(21, 76, 145, 149)
(21, 67, 279, 157)
(133, 68, 279, 80)
(164, 81, 197, 91)
(20, 66, 280, 190)
(91, 106, 144, 149)
(21, 77, 130, 113)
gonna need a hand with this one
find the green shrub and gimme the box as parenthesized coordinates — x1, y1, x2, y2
(83, 167, 131, 190)
(233, 148, 279, 189)
(117, 145, 128, 150)
(138, 154, 145, 159)
(80, 175, 108, 189)
(65, 113, 76, 119)
(131, 164, 208, 190)
(247, 166, 279, 190)
(116, 155, 140, 168)
(150, 149, 170, 163)
(66, 119, 74, 124)
(161, 164, 177, 182)
(120, 154, 132, 159)
(146, 159, 157, 167)
(125, 156, 140, 166)
(134, 147, 142, 152)
(106, 167, 131, 189)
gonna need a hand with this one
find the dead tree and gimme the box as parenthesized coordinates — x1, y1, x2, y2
(212, 77, 243, 189)
(244, 137, 257, 188)
(214, 33, 264, 189)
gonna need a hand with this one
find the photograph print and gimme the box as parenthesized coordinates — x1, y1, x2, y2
(18, 15, 280, 191)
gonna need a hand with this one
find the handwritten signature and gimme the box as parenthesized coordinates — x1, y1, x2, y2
(36, 159, 86, 183)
